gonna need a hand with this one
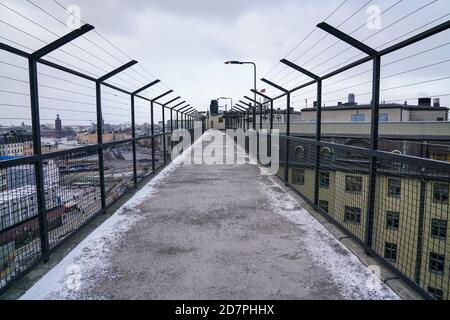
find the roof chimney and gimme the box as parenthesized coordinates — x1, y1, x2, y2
(348, 93, 356, 105)
(433, 98, 440, 107)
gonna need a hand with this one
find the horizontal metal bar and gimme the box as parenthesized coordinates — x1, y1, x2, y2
(98, 60, 138, 83)
(40, 144, 99, 159)
(244, 96, 262, 106)
(170, 101, 186, 110)
(37, 58, 97, 82)
(317, 22, 377, 56)
(176, 105, 190, 112)
(0, 42, 30, 58)
(283, 134, 450, 171)
(163, 96, 181, 106)
(132, 80, 161, 95)
(251, 89, 273, 101)
(0, 155, 37, 169)
(32, 24, 94, 59)
(280, 59, 320, 80)
(321, 56, 373, 80)
(102, 81, 132, 95)
(379, 20, 450, 56)
(261, 78, 289, 93)
(152, 90, 173, 102)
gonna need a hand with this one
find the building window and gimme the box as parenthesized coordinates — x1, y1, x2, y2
(295, 146, 305, 161)
(384, 242, 397, 262)
(432, 153, 448, 161)
(292, 168, 305, 185)
(319, 200, 329, 213)
(351, 114, 365, 122)
(433, 183, 449, 204)
(386, 211, 400, 230)
(345, 176, 362, 193)
(431, 219, 447, 240)
(379, 113, 389, 122)
(320, 147, 333, 162)
(344, 206, 361, 224)
(387, 179, 401, 198)
(428, 287, 444, 300)
(319, 172, 330, 188)
(429, 252, 445, 275)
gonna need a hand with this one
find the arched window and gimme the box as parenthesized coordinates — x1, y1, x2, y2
(294, 146, 305, 162)
(320, 147, 334, 162)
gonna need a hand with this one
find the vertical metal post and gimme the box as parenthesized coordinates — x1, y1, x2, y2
(28, 57, 50, 261)
(182, 112, 185, 129)
(247, 109, 250, 131)
(252, 104, 256, 131)
(176, 111, 179, 129)
(284, 93, 291, 184)
(270, 100, 273, 132)
(414, 179, 426, 284)
(365, 55, 381, 248)
(260, 104, 263, 131)
(96, 81, 107, 209)
(162, 105, 166, 163)
(131, 95, 137, 186)
(151, 101, 156, 172)
(313, 79, 322, 206)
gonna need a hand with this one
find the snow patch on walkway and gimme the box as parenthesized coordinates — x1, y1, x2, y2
(227, 132, 398, 299)
(257, 177, 399, 300)
(20, 137, 203, 300)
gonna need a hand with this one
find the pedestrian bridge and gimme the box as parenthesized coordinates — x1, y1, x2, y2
(19, 131, 398, 300)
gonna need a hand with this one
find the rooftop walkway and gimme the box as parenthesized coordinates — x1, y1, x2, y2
(21, 131, 398, 300)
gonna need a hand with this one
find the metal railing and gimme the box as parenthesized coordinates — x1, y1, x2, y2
(225, 20, 450, 300)
(0, 24, 201, 293)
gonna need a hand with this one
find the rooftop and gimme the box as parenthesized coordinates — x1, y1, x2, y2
(301, 103, 449, 112)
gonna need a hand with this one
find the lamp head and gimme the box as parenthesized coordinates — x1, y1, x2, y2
(225, 61, 242, 65)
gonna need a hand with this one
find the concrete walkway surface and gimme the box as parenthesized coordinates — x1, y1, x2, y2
(21, 131, 398, 300)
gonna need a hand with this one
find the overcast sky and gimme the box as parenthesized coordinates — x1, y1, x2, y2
(0, 0, 449, 126)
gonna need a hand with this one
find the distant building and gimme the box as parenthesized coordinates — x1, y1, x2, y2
(41, 115, 75, 139)
(0, 134, 31, 158)
(301, 95, 449, 123)
(0, 161, 60, 192)
(55, 114, 62, 133)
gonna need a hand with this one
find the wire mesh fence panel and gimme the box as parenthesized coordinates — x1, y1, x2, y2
(104, 142, 134, 206)
(317, 144, 370, 242)
(135, 137, 153, 183)
(38, 63, 97, 151)
(154, 135, 165, 170)
(0, 162, 41, 290)
(42, 148, 101, 249)
(371, 154, 450, 300)
(286, 137, 317, 205)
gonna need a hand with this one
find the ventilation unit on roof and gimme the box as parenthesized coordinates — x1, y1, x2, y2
(418, 98, 431, 107)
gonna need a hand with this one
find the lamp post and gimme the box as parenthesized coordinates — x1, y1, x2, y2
(225, 60, 257, 130)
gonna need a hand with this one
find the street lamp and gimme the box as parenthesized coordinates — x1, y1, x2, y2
(225, 60, 257, 129)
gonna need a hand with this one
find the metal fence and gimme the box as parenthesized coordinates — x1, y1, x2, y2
(225, 20, 450, 300)
(0, 23, 201, 293)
